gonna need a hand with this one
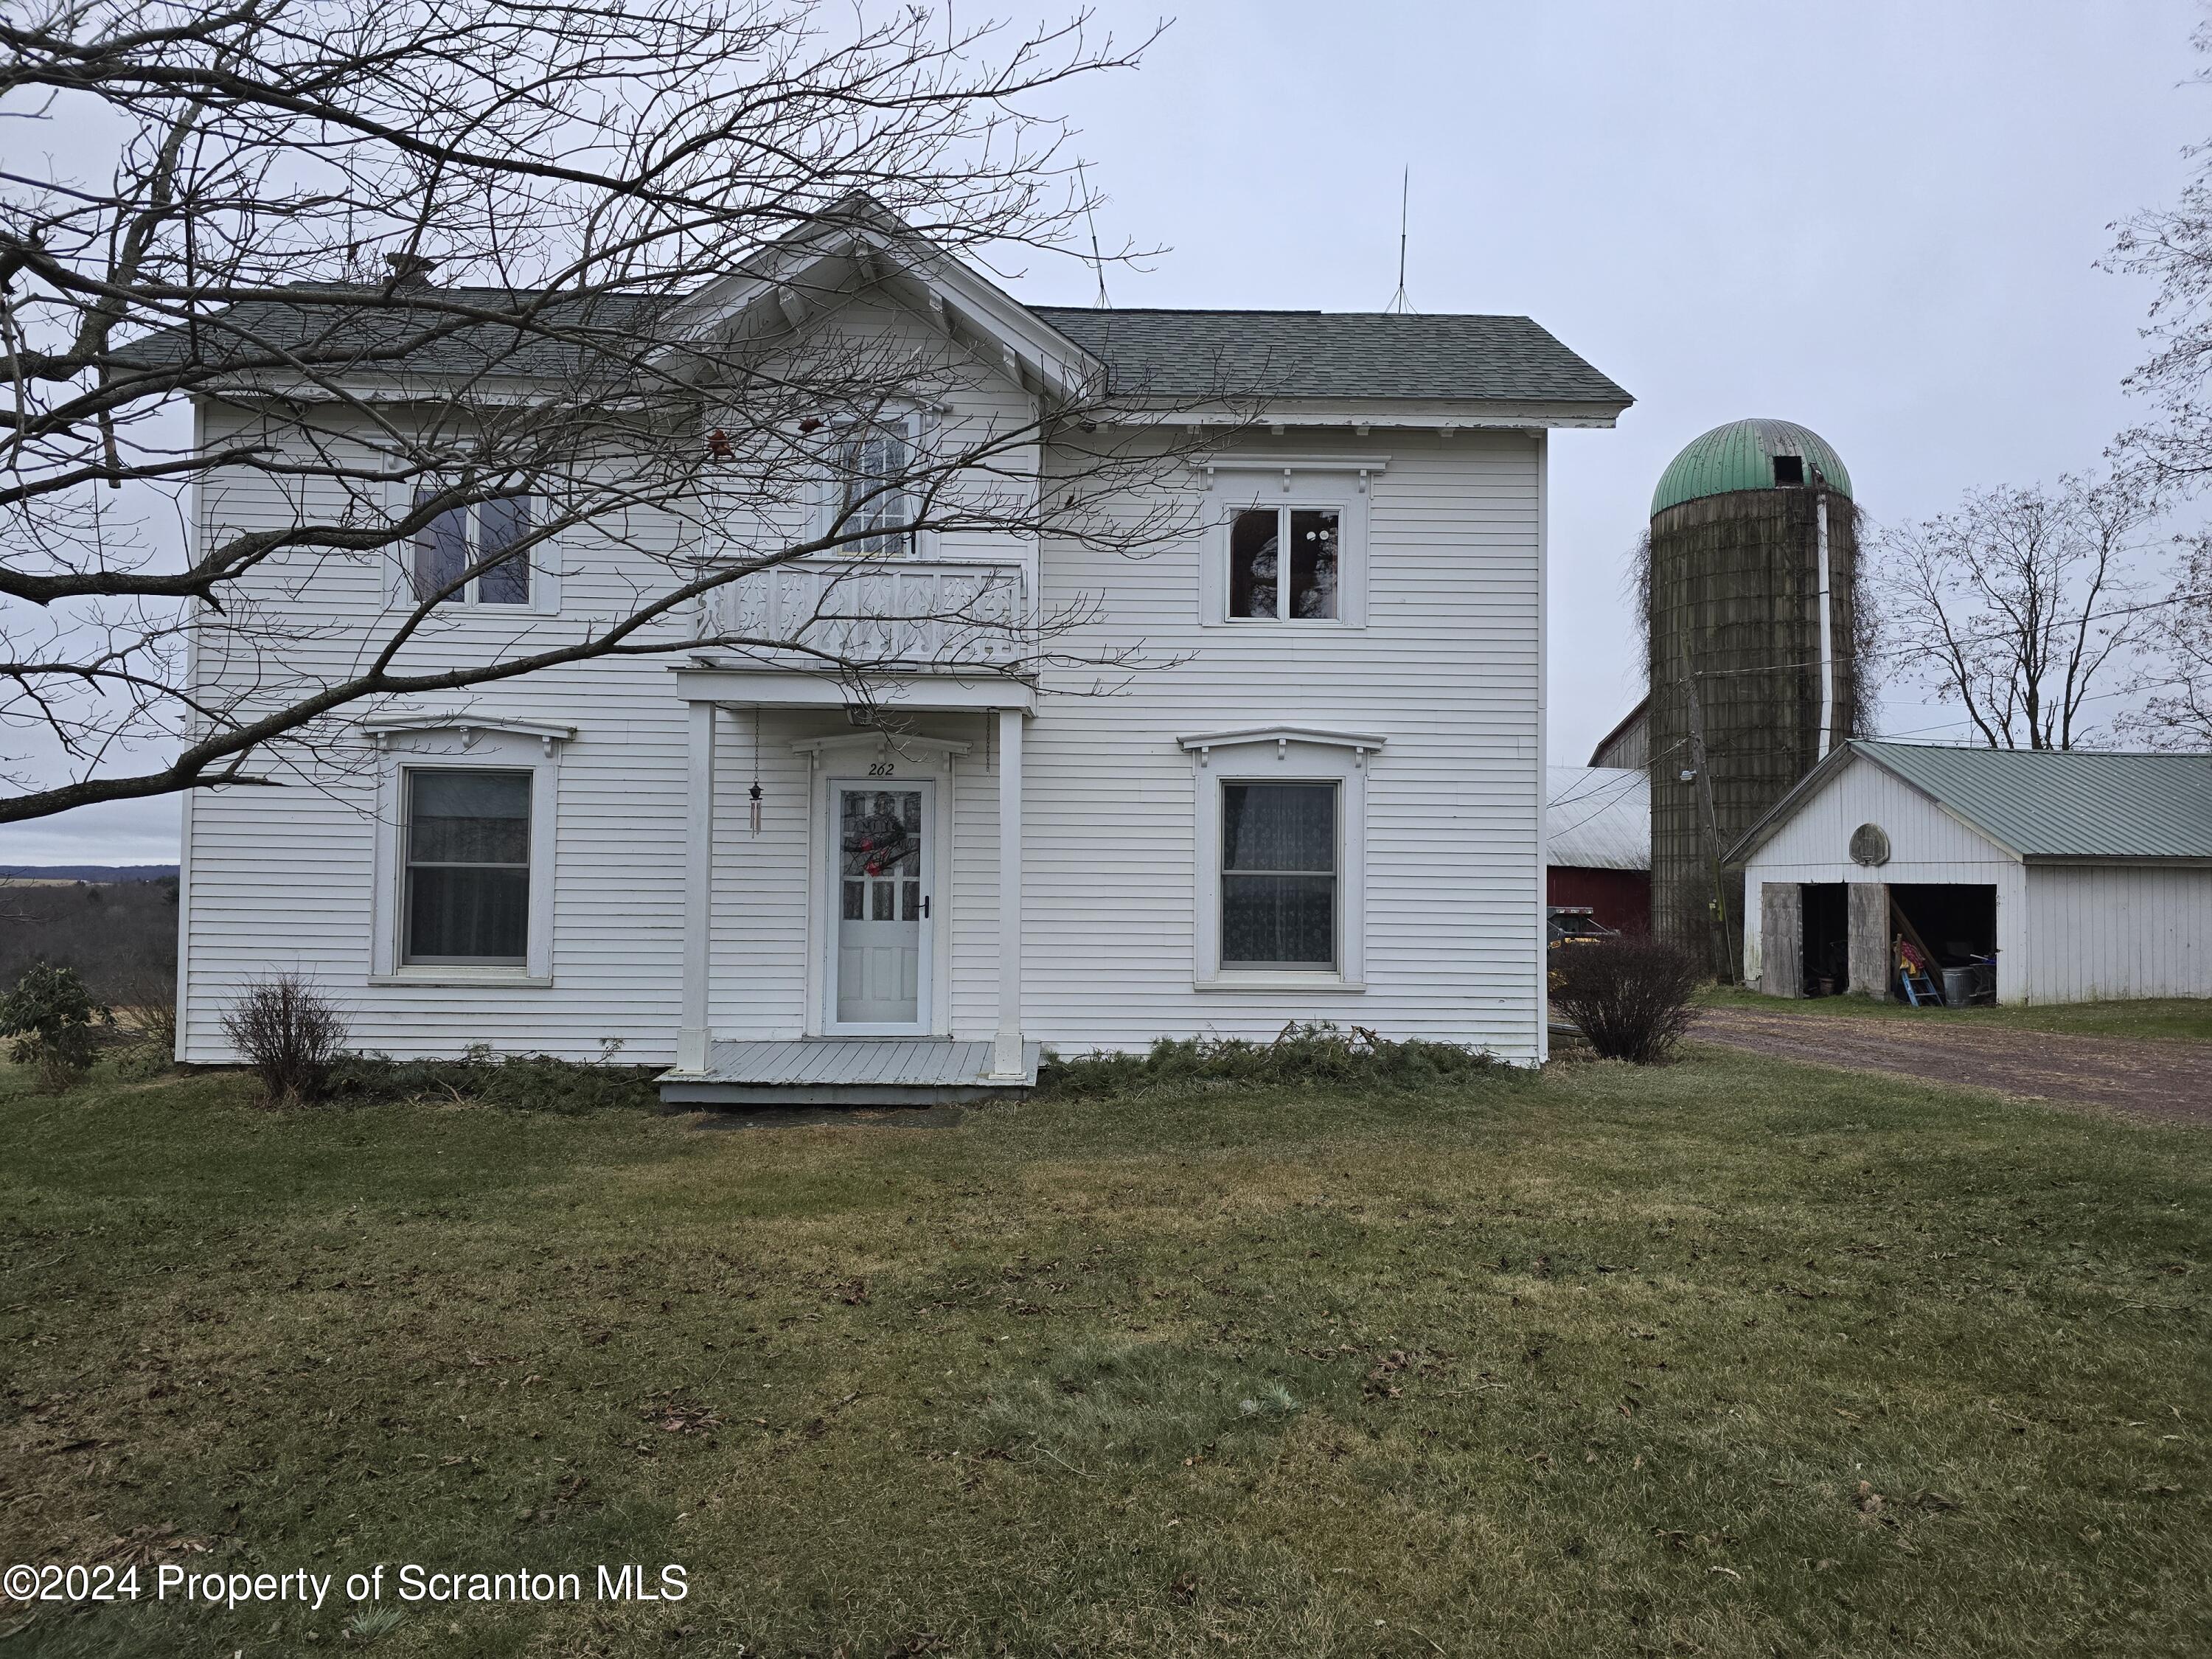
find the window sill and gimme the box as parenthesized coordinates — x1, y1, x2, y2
(369, 971, 552, 989)
(1195, 973, 1364, 992)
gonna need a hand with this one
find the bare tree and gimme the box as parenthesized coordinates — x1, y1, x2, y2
(1868, 475, 2164, 750)
(2102, 19, 2212, 750)
(2121, 536, 2212, 747)
(2109, 16, 2212, 493)
(1, 0, 1198, 827)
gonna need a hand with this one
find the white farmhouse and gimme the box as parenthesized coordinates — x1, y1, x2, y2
(1734, 740, 2212, 1004)
(171, 211, 1631, 1102)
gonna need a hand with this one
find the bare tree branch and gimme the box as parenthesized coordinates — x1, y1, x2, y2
(1865, 475, 2166, 749)
(0, 0, 1225, 825)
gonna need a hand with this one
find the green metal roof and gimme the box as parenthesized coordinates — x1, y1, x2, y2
(1650, 417, 1852, 516)
(1733, 740, 2212, 863)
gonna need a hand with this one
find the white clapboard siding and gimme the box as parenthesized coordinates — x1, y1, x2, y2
(179, 305, 1554, 1065)
(1020, 426, 1545, 1057)
(2022, 864, 2212, 1001)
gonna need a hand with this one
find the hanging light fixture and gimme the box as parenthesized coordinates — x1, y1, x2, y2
(749, 706, 763, 835)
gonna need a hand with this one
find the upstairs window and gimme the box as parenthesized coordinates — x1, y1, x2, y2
(403, 768, 532, 964)
(1228, 507, 1340, 621)
(411, 489, 535, 605)
(1220, 781, 1338, 968)
(835, 421, 914, 556)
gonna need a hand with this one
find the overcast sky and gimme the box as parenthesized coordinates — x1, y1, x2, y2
(4, 0, 2204, 866)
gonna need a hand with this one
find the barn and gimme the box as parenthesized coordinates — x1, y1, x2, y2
(1732, 740, 2212, 1004)
(1546, 764, 1650, 935)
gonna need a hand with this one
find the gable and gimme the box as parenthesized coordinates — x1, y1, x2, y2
(667, 203, 1102, 406)
(1739, 750, 2016, 872)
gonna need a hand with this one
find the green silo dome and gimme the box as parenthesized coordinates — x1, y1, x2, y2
(1651, 418, 1852, 517)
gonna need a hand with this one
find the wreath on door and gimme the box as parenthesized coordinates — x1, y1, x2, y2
(844, 794, 917, 878)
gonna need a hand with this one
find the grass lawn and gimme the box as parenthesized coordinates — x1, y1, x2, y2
(1702, 986, 2212, 1045)
(4, 1048, 2208, 1657)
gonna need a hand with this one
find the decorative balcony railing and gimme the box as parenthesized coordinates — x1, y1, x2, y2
(703, 558, 1028, 669)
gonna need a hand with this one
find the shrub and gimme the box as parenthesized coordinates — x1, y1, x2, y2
(326, 1043, 660, 1113)
(0, 961, 114, 1090)
(1546, 936, 1702, 1064)
(114, 965, 178, 1060)
(1038, 1020, 1508, 1100)
(220, 974, 351, 1104)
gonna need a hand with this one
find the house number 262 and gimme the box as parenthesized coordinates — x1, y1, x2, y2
(868, 762, 896, 776)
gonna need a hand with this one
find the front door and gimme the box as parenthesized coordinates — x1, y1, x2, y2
(830, 781, 933, 1029)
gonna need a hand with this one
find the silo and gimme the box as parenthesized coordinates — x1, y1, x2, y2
(1646, 418, 1860, 978)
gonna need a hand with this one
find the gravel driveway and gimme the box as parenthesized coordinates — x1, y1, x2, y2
(1693, 1004, 2212, 1124)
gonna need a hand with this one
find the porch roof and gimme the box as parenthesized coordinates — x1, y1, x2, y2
(672, 658, 1035, 712)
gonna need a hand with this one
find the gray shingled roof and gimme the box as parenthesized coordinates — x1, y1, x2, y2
(1739, 740, 2212, 862)
(114, 287, 661, 380)
(1033, 307, 1631, 406)
(122, 286, 1630, 408)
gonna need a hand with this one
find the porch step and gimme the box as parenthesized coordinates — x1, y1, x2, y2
(658, 1037, 1041, 1107)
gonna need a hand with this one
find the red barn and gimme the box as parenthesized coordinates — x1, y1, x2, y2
(1546, 764, 1650, 935)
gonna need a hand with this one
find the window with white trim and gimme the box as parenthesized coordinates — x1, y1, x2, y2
(369, 726, 560, 984)
(1196, 459, 1380, 626)
(411, 487, 537, 605)
(402, 768, 532, 964)
(1184, 728, 1377, 989)
(1221, 781, 1338, 967)
(1228, 507, 1340, 622)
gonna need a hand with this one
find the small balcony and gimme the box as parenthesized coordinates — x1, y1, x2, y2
(703, 557, 1028, 671)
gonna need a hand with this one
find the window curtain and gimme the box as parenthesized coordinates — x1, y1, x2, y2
(1222, 782, 1337, 967)
(405, 771, 531, 962)
(411, 487, 470, 603)
(840, 425, 911, 554)
(476, 495, 532, 604)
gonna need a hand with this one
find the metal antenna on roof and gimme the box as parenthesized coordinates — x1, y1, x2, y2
(1078, 161, 1110, 308)
(1386, 167, 1415, 315)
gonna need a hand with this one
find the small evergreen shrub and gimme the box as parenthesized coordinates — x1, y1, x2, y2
(1547, 937, 1702, 1064)
(0, 961, 114, 1090)
(1037, 1021, 1507, 1100)
(327, 1043, 659, 1113)
(221, 974, 351, 1104)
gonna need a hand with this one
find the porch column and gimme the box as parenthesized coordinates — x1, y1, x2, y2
(990, 706, 1026, 1078)
(675, 699, 716, 1073)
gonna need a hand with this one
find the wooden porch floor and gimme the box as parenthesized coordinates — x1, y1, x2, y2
(658, 1037, 1041, 1107)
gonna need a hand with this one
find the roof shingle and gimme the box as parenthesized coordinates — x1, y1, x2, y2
(1033, 307, 1631, 406)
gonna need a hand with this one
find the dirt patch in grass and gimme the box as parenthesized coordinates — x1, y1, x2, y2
(1696, 1002, 2212, 1122)
(1702, 986, 2212, 1045)
(3, 1053, 2208, 1655)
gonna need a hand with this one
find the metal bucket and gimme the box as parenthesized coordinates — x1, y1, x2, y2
(1941, 965, 1978, 1007)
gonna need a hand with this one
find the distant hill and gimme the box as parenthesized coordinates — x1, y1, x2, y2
(0, 864, 179, 883)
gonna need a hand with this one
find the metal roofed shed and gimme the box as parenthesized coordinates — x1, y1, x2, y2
(1731, 740, 2212, 1005)
(1546, 765, 1651, 934)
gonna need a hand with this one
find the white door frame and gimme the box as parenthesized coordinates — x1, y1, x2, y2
(796, 734, 963, 1037)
